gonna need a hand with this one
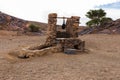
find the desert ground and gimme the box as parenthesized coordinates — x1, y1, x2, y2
(0, 30, 120, 80)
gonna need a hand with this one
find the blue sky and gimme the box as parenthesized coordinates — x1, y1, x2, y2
(0, 0, 120, 26)
(95, 1, 120, 24)
(96, 1, 120, 9)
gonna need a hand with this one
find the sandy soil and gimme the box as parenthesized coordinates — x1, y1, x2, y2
(0, 31, 120, 80)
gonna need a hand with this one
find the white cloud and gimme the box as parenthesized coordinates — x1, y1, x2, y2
(0, 0, 119, 25)
(106, 9, 120, 20)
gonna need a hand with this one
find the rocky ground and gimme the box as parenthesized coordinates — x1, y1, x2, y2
(0, 31, 120, 80)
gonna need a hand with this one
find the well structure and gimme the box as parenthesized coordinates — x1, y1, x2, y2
(13, 13, 85, 58)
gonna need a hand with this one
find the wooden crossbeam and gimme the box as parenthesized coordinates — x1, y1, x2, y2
(52, 17, 69, 19)
(57, 17, 69, 19)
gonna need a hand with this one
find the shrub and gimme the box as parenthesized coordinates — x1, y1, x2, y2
(29, 24, 40, 32)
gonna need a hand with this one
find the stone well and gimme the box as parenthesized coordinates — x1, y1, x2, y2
(10, 13, 85, 59)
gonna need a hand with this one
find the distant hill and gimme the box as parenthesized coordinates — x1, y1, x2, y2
(79, 19, 120, 35)
(0, 11, 47, 31)
(98, 19, 120, 34)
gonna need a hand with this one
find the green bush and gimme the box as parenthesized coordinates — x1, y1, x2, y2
(29, 24, 40, 32)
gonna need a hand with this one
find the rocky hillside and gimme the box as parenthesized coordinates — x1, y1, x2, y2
(0, 11, 47, 31)
(79, 19, 120, 35)
(98, 19, 120, 34)
(0, 11, 28, 30)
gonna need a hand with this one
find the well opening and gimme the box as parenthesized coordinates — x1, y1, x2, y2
(74, 45, 79, 49)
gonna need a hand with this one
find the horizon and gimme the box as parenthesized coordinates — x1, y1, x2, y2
(0, 0, 120, 26)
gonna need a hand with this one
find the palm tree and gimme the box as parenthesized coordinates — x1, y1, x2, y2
(86, 9, 112, 28)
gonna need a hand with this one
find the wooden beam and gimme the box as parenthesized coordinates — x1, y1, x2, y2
(52, 17, 70, 19)
(57, 17, 69, 19)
